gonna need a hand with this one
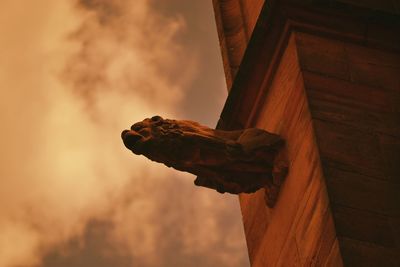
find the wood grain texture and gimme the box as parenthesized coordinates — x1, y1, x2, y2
(297, 32, 400, 266)
(213, 1, 400, 266)
(212, 0, 248, 88)
(239, 0, 265, 37)
(339, 237, 400, 267)
(239, 35, 342, 267)
(212, 0, 265, 89)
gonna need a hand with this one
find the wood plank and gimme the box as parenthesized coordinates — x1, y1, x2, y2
(239, 35, 302, 264)
(324, 239, 344, 267)
(332, 205, 396, 247)
(256, 116, 321, 266)
(366, 17, 400, 52)
(295, 32, 350, 81)
(389, 217, 400, 253)
(238, 190, 270, 264)
(324, 166, 400, 216)
(242, 33, 339, 267)
(337, 0, 396, 14)
(239, 0, 265, 37)
(257, 35, 301, 132)
(212, 0, 249, 88)
(345, 42, 400, 68)
(339, 237, 400, 267)
(304, 71, 400, 137)
(315, 211, 340, 266)
(348, 60, 400, 93)
(313, 119, 385, 179)
(379, 134, 400, 183)
(297, 32, 400, 93)
(304, 71, 394, 113)
(294, 171, 330, 265)
(275, 164, 332, 266)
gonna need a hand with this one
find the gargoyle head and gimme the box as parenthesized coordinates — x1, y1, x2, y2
(121, 115, 183, 156)
(121, 115, 161, 154)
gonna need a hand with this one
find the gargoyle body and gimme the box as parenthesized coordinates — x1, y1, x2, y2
(121, 116, 288, 207)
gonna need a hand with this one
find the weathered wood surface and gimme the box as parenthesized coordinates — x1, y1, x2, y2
(297, 32, 400, 266)
(239, 36, 342, 266)
(212, 0, 265, 88)
(213, 0, 400, 266)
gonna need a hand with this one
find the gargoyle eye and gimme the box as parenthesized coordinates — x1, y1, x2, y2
(151, 115, 162, 122)
(131, 123, 143, 132)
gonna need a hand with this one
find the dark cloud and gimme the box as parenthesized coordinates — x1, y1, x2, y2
(41, 220, 133, 267)
(40, 176, 249, 267)
(78, 0, 122, 23)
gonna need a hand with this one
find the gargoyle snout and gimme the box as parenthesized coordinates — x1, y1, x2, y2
(121, 130, 142, 149)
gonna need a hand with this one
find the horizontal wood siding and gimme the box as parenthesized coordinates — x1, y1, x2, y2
(296, 32, 400, 266)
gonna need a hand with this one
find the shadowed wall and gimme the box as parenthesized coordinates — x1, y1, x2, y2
(213, 0, 400, 266)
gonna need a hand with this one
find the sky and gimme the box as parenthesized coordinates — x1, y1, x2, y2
(0, 0, 249, 267)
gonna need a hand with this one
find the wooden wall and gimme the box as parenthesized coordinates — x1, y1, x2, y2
(238, 35, 343, 267)
(234, 30, 400, 267)
(212, 0, 400, 266)
(296, 32, 400, 267)
(212, 0, 264, 88)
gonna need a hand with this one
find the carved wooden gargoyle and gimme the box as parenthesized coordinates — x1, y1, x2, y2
(121, 116, 288, 207)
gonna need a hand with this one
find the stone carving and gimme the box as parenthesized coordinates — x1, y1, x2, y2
(121, 116, 288, 207)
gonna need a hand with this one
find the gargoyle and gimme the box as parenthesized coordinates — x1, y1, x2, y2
(121, 116, 288, 207)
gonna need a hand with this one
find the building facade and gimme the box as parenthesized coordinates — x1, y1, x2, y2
(213, 1, 400, 266)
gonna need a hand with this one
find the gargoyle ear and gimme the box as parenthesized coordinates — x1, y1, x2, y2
(151, 115, 163, 122)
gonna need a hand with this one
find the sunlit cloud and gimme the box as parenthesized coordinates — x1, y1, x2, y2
(0, 0, 248, 266)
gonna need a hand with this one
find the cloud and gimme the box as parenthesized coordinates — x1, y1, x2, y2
(63, 0, 197, 117)
(0, 0, 248, 266)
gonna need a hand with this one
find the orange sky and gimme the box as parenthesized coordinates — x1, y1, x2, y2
(0, 0, 249, 266)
